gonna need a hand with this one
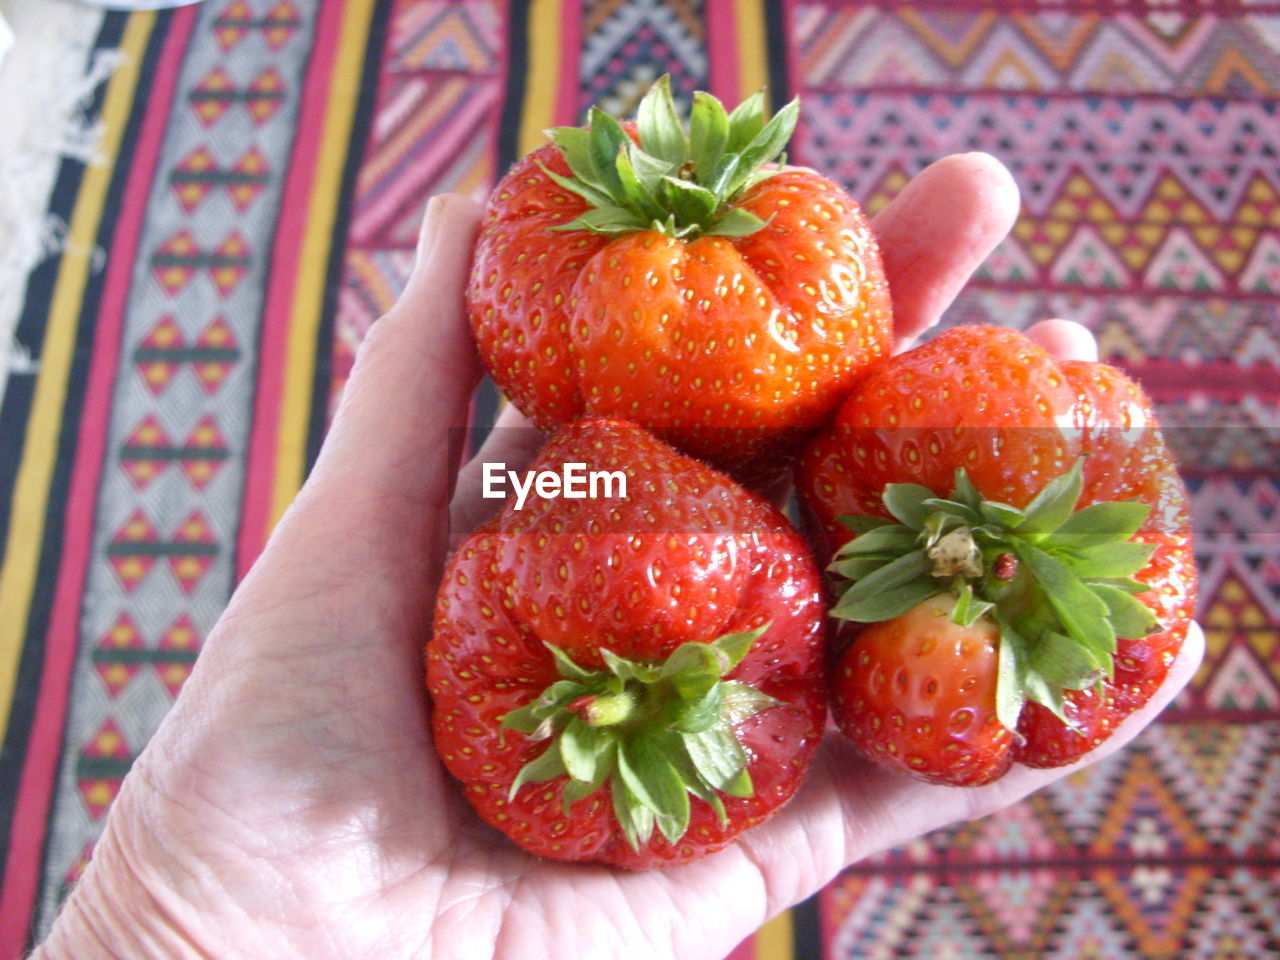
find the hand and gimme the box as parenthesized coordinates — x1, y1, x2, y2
(34, 155, 1204, 960)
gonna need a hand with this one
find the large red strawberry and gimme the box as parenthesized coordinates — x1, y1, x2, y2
(428, 418, 827, 866)
(468, 78, 891, 483)
(797, 325, 1196, 785)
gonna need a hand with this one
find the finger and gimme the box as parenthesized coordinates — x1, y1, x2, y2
(272, 194, 484, 556)
(837, 621, 1206, 864)
(448, 402, 545, 540)
(1025, 318, 1099, 362)
(732, 621, 1204, 916)
(871, 153, 1020, 351)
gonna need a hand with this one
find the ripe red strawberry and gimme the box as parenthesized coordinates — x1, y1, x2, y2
(831, 595, 1013, 786)
(468, 77, 891, 483)
(798, 325, 1196, 784)
(1016, 531, 1196, 767)
(427, 418, 827, 867)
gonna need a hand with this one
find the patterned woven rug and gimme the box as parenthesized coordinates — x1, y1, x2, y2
(1, 2, 1277, 957)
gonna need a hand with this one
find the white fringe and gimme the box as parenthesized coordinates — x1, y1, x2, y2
(0, 3, 115, 404)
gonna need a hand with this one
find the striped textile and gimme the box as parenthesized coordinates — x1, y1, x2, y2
(1, 3, 1277, 958)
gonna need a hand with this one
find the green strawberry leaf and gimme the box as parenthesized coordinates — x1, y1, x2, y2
(508, 744, 568, 800)
(1053, 500, 1151, 544)
(1052, 540, 1157, 579)
(636, 75, 687, 165)
(711, 624, 768, 670)
(618, 738, 691, 845)
(1013, 542, 1115, 660)
(683, 723, 750, 795)
(952, 581, 994, 628)
(705, 153, 741, 197)
(559, 717, 617, 783)
(720, 682, 777, 725)
(882, 483, 936, 530)
(628, 144, 677, 195)
(1025, 629, 1106, 688)
(537, 161, 617, 211)
(726, 90, 767, 151)
(994, 619, 1026, 732)
(836, 515, 896, 537)
(1092, 582, 1160, 639)
(979, 500, 1025, 528)
(831, 549, 937, 622)
(544, 77, 795, 239)
(829, 555, 900, 582)
(833, 523, 919, 559)
(615, 147, 667, 221)
(612, 777, 655, 852)
(547, 643, 599, 683)
(950, 469, 985, 513)
(499, 624, 777, 851)
(545, 126, 604, 185)
(831, 457, 1167, 738)
(705, 207, 768, 237)
(670, 685, 724, 733)
(689, 91, 730, 175)
(729, 98, 799, 194)
(1017, 458, 1084, 536)
(921, 497, 983, 527)
(662, 732, 728, 823)
(553, 207, 650, 235)
(662, 176, 719, 226)
(602, 648, 661, 684)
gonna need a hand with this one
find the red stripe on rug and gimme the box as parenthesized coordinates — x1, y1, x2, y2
(705, 0, 740, 101)
(1120, 359, 1280, 403)
(0, 8, 200, 952)
(557, 2, 583, 125)
(235, 0, 358, 579)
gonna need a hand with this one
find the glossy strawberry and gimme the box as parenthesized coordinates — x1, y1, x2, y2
(468, 78, 891, 483)
(831, 595, 1013, 786)
(1016, 531, 1196, 767)
(798, 325, 1197, 783)
(428, 418, 827, 867)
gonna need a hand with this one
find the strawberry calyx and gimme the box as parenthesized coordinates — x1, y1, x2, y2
(829, 459, 1162, 733)
(541, 75, 799, 240)
(500, 624, 776, 851)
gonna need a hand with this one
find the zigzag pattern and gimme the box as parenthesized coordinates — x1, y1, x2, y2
(807, 4, 1280, 954)
(828, 723, 1280, 958)
(579, 0, 707, 118)
(819, 96, 1280, 226)
(794, 8, 1280, 94)
(329, 0, 506, 407)
(801, 93, 1280, 297)
(349, 74, 500, 246)
(387, 0, 501, 74)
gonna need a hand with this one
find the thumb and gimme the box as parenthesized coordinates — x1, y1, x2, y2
(266, 194, 485, 562)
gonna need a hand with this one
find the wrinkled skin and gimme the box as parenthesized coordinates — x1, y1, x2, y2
(36, 156, 1203, 960)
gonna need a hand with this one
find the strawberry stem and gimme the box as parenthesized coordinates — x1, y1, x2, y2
(500, 624, 777, 851)
(830, 459, 1161, 731)
(543, 75, 799, 240)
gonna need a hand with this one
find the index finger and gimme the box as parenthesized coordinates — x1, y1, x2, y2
(871, 153, 1021, 351)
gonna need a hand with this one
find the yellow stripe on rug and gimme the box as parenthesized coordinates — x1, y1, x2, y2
(517, 0, 568, 159)
(734, 0, 770, 107)
(268, 0, 378, 531)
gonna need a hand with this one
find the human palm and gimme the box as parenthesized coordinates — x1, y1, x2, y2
(36, 155, 1203, 960)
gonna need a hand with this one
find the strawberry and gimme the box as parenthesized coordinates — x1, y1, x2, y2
(830, 595, 1014, 786)
(468, 77, 891, 483)
(797, 325, 1196, 784)
(427, 418, 827, 866)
